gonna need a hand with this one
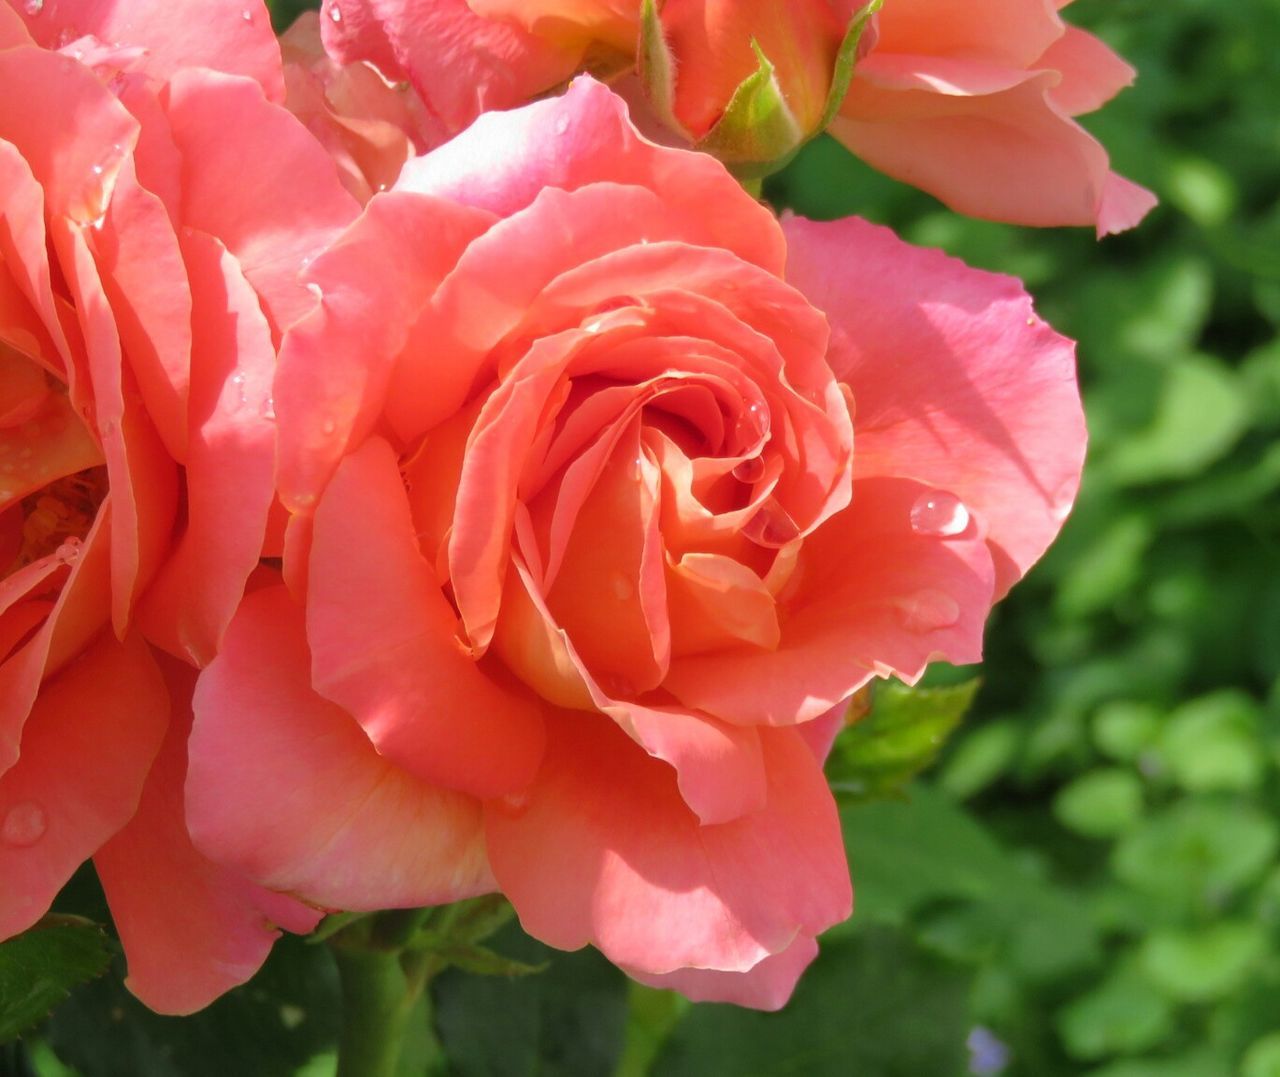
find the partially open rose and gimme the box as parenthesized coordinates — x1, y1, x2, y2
(835, 0, 1157, 234)
(187, 78, 1085, 1007)
(0, 0, 357, 1012)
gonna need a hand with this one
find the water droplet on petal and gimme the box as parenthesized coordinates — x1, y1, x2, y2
(743, 499, 800, 549)
(894, 589, 961, 633)
(55, 537, 83, 563)
(3, 802, 47, 847)
(910, 490, 970, 538)
(327, 1, 342, 22)
(732, 455, 766, 484)
(23, 0, 44, 15)
(735, 400, 770, 447)
(241, 8, 253, 21)
(498, 789, 532, 815)
(260, 397, 276, 421)
(554, 113, 570, 135)
(321, 418, 337, 436)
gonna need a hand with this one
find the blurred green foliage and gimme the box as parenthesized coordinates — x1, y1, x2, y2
(6, 1, 1279, 1075)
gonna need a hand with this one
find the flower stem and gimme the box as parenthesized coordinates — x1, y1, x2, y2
(333, 945, 440, 1077)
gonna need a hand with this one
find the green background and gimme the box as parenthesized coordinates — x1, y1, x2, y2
(6, 0, 1280, 1073)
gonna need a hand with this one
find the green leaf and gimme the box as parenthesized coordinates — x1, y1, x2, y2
(1112, 801, 1279, 909)
(432, 924, 628, 1077)
(937, 718, 1021, 799)
(1092, 701, 1164, 763)
(697, 41, 804, 174)
(1057, 962, 1175, 1061)
(45, 935, 341, 1077)
(1156, 690, 1266, 793)
(828, 679, 979, 802)
(1138, 922, 1267, 1003)
(1053, 768, 1145, 838)
(1242, 1033, 1280, 1077)
(0, 918, 111, 1044)
(653, 927, 973, 1077)
(842, 787, 1101, 979)
(1101, 354, 1249, 487)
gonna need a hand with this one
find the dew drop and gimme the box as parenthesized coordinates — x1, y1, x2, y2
(321, 418, 337, 436)
(909, 490, 970, 538)
(229, 370, 248, 406)
(2, 802, 47, 847)
(732, 455, 766, 484)
(23, 0, 44, 15)
(582, 316, 606, 334)
(554, 113, 570, 135)
(241, 8, 253, 21)
(735, 400, 770, 447)
(327, 2, 342, 22)
(498, 789, 531, 815)
(260, 397, 276, 421)
(893, 589, 961, 633)
(743, 499, 800, 549)
(55, 537, 83, 563)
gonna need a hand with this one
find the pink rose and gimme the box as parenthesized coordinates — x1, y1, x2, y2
(835, 0, 1157, 233)
(0, 0, 358, 1012)
(187, 78, 1085, 1007)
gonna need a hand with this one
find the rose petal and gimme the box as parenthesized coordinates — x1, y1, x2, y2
(487, 712, 849, 976)
(0, 629, 167, 940)
(189, 585, 494, 910)
(783, 214, 1086, 596)
(307, 437, 546, 799)
(95, 657, 321, 1015)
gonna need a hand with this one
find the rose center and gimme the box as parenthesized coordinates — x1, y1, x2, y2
(4, 466, 108, 573)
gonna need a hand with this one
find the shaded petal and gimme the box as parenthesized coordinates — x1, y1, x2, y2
(162, 69, 359, 337)
(837, 61, 1153, 232)
(307, 437, 545, 799)
(189, 586, 494, 910)
(783, 214, 1085, 596)
(136, 229, 277, 665)
(0, 629, 167, 940)
(319, 0, 576, 134)
(486, 713, 849, 976)
(95, 657, 320, 1015)
(663, 478, 996, 725)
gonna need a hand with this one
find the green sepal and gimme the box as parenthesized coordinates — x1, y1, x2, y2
(0, 916, 112, 1043)
(637, 0, 686, 136)
(827, 678, 981, 802)
(697, 39, 805, 175)
(817, 0, 884, 133)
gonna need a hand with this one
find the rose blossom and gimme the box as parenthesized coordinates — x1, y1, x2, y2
(834, 0, 1157, 234)
(320, 0, 1152, 231)
(0, 0, 359, 1012)
(186, 77, 1086, 1008)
